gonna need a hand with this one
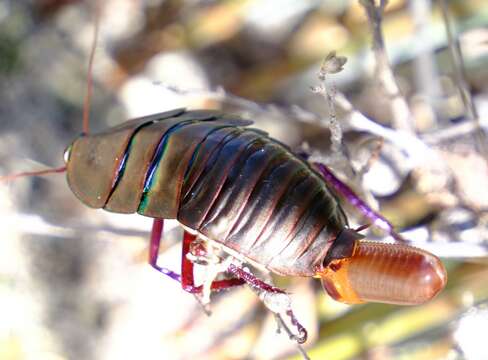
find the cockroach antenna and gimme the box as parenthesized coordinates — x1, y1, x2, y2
(82, 0, 100, 136)
(0, 166, 68, 182)
(0, 2, 100, 183)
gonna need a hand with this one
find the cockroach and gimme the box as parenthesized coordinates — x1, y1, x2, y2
(62, 107, 446, 305)
(0, 5, 447, 346)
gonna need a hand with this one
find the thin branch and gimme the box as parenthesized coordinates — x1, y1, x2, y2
(333, 91, 446, 171)
(421, 119, 488, 145)
(439, 0, 477, 121)
(311, 82, 342, 154)
(408, 0, 442, 110)
(310, 51, 355, 178)
(360, 0, 415, 133)
(439, 0, 488, 160)
(311, 51, 347, 155)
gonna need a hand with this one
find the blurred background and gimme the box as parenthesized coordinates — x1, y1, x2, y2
(1, 0, 488, 359)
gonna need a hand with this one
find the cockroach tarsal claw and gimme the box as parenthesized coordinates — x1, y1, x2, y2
(286, 309, 308, 344)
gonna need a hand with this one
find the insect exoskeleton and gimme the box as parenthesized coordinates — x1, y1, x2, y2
(64, 107, 348, 276)
(316, 228, 447, 305)
(62, 107, 447, 307)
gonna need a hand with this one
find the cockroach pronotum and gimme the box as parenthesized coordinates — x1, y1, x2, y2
(0, 5, 447, 347)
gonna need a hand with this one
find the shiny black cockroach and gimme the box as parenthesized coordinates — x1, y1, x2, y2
(0, 7, 447, 346)
(64, 107, 446, 304)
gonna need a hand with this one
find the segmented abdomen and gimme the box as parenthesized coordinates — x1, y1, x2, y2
(66, 109, 347, 276)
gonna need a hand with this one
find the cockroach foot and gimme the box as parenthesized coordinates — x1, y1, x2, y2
(226, 262, 308, 344)
(260, 291, 307, 344)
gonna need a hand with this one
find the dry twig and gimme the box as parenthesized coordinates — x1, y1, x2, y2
(360, 0, 415, 133)
(439, 0, 488, 160)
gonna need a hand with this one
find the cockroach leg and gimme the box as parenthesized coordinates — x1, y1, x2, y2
(285, 309, 308, 344)
(274, 314, 310, 360)
(149, 219, 181, 282)
(226, 264, 286, 294)
(354, 223, 371, 232)
(260, 291, 308, 344)
(187, 238, 221, 266)
(313, 162, 406, 241)
(181, 231, 200, 294)
(181, 231, 245, 296)
(226, 263, 308, 344)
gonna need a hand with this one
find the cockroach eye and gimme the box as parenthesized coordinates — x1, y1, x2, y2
(317, 241, 447, 305)
(63, 144, 73, 164)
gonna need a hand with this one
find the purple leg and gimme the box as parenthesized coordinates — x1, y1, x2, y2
(313, 162, 405, 242)
(226, 264, 285, 294)
(226, 263, 308, 344)
(181, 231, 245, 294)
(148, 219, 181, 282)
(285, 310, 308, 344)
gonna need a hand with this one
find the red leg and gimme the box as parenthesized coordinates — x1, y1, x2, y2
(181, 231, 199, 293)
(181, 231, 245, 294)
(179, 233, 307, 342)
(149, 219, 181, 282)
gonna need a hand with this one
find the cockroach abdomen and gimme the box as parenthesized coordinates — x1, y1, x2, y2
(319, 241, 447, 305)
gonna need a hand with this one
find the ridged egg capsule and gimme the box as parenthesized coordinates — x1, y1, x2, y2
(318, 234, 447, 305)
